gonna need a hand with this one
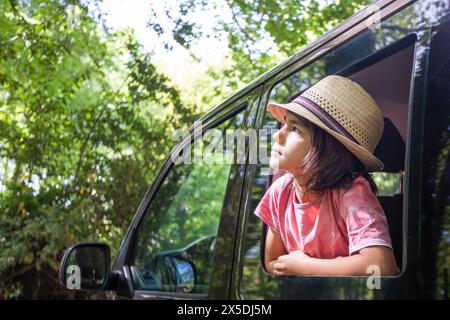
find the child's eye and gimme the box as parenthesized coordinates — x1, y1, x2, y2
(291, 126, 301, 133)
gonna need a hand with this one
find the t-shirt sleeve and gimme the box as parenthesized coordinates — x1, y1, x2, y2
(339, 177, 393, 255)
(254, 175, 287, 233)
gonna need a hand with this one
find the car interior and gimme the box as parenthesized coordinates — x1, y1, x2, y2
(260, 33, 417, 273)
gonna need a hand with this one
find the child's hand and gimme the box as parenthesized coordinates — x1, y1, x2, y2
(273, 250, 310, 276)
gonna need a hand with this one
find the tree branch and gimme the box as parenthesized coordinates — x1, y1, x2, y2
(226, 2, 258, 69)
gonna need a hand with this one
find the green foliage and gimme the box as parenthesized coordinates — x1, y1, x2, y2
(221, 0, 372, 83)
(0, 0, 197, 298)
(151, 0, 371, 101)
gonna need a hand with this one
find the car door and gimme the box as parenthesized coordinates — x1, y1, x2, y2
(234, 0, 449, 299)
(108, 86, 263, 299)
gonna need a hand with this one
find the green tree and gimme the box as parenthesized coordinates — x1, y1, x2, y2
(148, 0, 371, 103)
(0, 0, 196, 298)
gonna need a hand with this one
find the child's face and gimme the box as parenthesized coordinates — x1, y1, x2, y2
(270, 112, 313, 172)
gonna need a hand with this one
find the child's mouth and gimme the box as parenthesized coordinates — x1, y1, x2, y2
(271, 149, 283, 156)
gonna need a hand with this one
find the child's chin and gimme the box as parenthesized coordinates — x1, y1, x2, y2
(269, 159, 283, 171)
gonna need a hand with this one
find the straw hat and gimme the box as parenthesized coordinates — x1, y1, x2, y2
(267, 75, 384, 172)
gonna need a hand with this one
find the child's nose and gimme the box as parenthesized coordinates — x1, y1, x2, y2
(272, 127, 285, 144)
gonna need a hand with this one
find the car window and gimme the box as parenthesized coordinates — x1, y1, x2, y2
(248, 33, 415, 277)
(239, 0, 440, 299)
(129, 109, 245, 294)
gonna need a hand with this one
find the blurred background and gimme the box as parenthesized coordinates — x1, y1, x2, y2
(0, 0, 371, 299)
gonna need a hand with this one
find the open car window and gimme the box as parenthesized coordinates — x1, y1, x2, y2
(241, 28, 417, 298)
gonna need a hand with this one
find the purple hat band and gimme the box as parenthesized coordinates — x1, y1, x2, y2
(292, 95, 359, 145)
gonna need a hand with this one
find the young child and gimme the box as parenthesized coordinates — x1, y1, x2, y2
(255, 75, 399, 276)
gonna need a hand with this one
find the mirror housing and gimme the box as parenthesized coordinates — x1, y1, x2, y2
(59, 243, 110, 291)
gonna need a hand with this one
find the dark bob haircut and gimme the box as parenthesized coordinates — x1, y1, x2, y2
(290, 111, 379, 196)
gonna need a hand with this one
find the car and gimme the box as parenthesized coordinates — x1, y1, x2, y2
(59, 0, 449, 300)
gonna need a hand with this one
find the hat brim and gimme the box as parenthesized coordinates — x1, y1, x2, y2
(267, 102, 385, 172)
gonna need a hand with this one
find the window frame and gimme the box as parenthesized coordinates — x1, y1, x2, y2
(253, 35, 415, 273)
(259, 34, 416, 274)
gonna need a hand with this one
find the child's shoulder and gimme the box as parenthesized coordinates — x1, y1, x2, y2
(270, 172, 294, 192)
(332, 175, 373, 199)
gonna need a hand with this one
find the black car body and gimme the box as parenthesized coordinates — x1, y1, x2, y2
(60, 0, 450, 300)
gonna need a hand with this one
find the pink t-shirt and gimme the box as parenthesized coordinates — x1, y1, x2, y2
(254, 173, 393, 258)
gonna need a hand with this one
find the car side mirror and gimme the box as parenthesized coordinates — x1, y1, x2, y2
(59, 243, 110, 291)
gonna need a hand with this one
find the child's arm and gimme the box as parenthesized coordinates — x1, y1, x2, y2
(274, 246, 399, 276)
(264, 227, 288, 274)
